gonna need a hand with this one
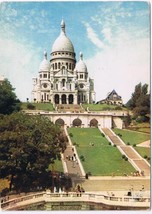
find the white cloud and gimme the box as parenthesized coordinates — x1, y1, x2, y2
(0, 36, 41, 102)
(83, 22, 105, 49)
(86, 36, 150, 104)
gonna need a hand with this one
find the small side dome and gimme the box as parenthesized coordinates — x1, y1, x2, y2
(75, 52, 87, 73)
(39, 51, 50, 71)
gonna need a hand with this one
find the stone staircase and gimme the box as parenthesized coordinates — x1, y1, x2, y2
(101, 128, 150, 176)
(56, 104, 84, 113)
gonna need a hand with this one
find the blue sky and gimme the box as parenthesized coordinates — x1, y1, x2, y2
(0, 1, 150, 103)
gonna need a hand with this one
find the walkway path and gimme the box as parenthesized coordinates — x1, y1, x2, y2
(101, 128, 150, 176)
(62, 126, 85, 178)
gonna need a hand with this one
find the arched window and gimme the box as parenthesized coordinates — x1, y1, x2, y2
(73, 118, 82, 127)
(58, 62, 61, 69)
(54, 94, 59, 104)
(66, 62, 68, 69)
(55, 63, 57, 69)
(62, 79, 66, 87)
(55, 118, 65, 126)
(90, 119, 98, 127)
(69, 63, 71, 70)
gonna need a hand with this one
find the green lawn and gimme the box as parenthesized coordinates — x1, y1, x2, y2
(135, 147, 151, 163)
(68, 128, 135, 176)
(21, 102, 54, 111)
(82, 104, 126, 111)
(113, 128, 151, 163)
(128, 123, 150, 134)
(113, 128, 150, 146)
(48, 159, 64, 172)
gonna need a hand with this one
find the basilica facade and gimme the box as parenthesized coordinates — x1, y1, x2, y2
(32, 20, 95, 105)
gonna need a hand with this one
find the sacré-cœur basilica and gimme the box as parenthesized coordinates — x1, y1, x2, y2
(32, 20, 95, 105)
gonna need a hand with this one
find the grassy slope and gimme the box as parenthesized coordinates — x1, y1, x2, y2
(21, 102, 54, 111)
(113, 128, 150, 162)
(82, 104, 126, 111)
(68, 128, 134, 176)
(113, 128, 150, 145)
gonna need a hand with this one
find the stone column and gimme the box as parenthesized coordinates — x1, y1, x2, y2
(66, 95, 69, 104)
(59, 94, 62, 104)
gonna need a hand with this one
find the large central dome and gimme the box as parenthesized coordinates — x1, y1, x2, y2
(52, 20, 74, 53)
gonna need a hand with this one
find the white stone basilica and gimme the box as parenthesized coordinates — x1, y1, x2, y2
(32, 20, 95, 105)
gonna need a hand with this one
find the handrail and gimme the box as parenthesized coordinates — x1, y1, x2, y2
(1, 191, 150, 210)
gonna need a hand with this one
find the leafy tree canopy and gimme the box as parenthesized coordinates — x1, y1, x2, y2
(126, 83, 150, 122)
(0, 112, 67, 192)
(0, 79, 21, 115)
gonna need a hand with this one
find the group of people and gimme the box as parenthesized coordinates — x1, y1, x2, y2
(66, 148, 78, 167)
(76, 184, 85, 196)
(131, 170, 145, 177)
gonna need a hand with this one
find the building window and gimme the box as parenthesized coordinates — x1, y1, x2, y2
(55, 63, 57, 69)
(70, 84, 71, 90)
(40, 74, 42, 78)
(43, 74, 47, 78)
(58, 62, 61, 69)
(66, 62, 68, 69)
(62, 79, 66, 87)
(72, 64, 75, 70)
(80, 74, 83, 79)
(52, 64, 54, 70)
(69, 63, 71, 70)
(43, 83, 47, 88)
(79, 84, 84, 89)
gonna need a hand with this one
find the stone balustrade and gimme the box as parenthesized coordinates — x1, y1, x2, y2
(1, 191, 150, 210)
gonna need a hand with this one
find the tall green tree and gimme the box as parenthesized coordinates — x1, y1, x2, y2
(126, 83, 150, 122)
(0, 79, 20, 114)
(0, 112, 67, 192)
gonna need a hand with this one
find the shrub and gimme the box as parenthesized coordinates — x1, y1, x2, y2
(144, 155, 148, 159)
(109, 142, 111, 145)
(133, 144, 136, 147)
(125, 157, 128, 161)
(101, 133, 105, 137)
(115, 106, 122, 110)
(113, 144, 116, 147)
(127, 142, 130, 145)
(69, 133, 73, 137)
(27, 103, 36, 110)
(80, 155, 85, 161)
(122, 154, 125, 159)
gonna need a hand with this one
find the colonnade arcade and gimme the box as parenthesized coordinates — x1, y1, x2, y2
(55, 118, 98, 127)
(54, 94, 74, 104)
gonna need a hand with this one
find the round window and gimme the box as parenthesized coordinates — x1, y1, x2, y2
(79, 84, 84, 89)
(43, 83, 47, 88)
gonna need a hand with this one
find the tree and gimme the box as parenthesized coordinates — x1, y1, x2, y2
(126, 83, 150, 122)
(0, 79, 21, 114)
(0, 112, 66, 192)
